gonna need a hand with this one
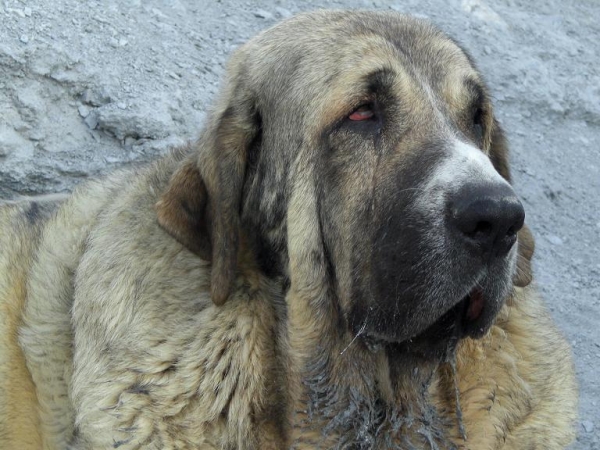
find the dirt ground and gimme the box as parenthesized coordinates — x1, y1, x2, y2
(1, 0, 598, 447)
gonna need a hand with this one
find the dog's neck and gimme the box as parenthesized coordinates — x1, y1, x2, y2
(237, 203, 458, 447)
(283, 286, 457, 449)
(234, 229, 458, 447)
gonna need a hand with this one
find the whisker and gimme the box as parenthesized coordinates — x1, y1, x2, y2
(340, 312, 369, 356)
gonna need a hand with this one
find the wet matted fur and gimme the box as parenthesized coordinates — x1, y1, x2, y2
(0, 10, 577, 450)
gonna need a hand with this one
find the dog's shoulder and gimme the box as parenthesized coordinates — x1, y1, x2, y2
(72, 147, 208, 313)
(61, 148, 285, 449)
(499, 287, 578, 447)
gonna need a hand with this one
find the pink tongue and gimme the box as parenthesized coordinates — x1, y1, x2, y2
(466, 288, 485, 321)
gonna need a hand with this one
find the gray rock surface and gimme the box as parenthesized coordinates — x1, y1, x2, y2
(1, 0, 598, 447)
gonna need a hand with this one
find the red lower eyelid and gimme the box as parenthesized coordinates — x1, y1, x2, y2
(349, 109, 374, 121)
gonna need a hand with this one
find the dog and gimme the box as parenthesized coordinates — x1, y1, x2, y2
(0, 10, 577, 449)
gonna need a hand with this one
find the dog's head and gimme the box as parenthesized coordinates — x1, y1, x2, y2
(157, 11, 534, 358)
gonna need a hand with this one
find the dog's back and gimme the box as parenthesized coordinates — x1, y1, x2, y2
(0, 198, 64, 448)
(0, 173, 143, 448)
(0, 150, 196, 449)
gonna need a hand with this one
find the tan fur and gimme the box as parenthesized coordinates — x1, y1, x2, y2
(0, 10, 576, 449)
(434, 285, 578, 449)
(0, 203, 46, 449)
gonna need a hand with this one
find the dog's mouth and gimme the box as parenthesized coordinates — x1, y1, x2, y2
(361, 284, 498, 356)
(464, 286, 485, 327)
(419, 285, 491, 340)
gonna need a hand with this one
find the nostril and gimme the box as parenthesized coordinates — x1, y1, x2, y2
(510, 210, 526, 236)
(469, 220, 493, 238)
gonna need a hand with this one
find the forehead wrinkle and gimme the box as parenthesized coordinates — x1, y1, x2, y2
(421, 36, 483, 110)
(387, 32, 478, 106)
(394, 62, 456, 140)
(382, 33, 477, 137)
(442, 71, 484, 112)
(400, 41, 480, 139)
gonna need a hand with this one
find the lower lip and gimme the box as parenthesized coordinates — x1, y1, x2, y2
(466, 287, 485, 322)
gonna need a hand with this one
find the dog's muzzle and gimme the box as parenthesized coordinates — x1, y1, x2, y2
(354, 140, 524, 352)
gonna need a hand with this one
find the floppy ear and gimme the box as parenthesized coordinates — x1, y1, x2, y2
(487, 118, 535, 287)
(156, 159, 212, 261)
(156, 61, 259, 306)
(513, 223, 535, 287)
(487, 118, 512, 182)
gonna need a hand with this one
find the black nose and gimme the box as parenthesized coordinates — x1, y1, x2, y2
(449, 183, 525, 257)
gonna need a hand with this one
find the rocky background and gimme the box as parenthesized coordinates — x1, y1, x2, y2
(1, 0, 598, 447)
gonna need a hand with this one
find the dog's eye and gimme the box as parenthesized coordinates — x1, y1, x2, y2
(473, 107, 484, 126)
(473, 107, 484, 140)
(349, 105, 375, 121)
